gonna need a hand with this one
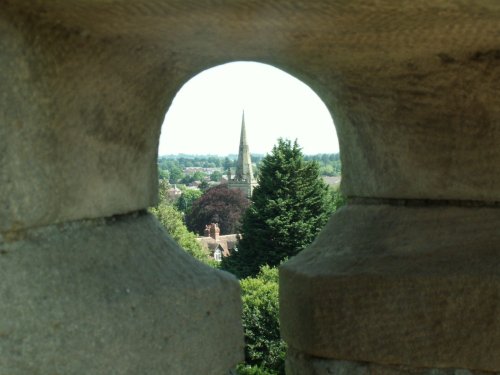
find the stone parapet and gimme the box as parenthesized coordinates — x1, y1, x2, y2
(285, 348, 500, 375)
(280, 204, 500, 372)
(0, 213, 243, 374)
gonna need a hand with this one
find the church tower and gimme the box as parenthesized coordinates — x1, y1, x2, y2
(228, 112, 258, 198)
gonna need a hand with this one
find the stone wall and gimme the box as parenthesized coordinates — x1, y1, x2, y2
(286, 349, 500, 375)
(1, 1, 499, 373)
(0, 213, 243, 374)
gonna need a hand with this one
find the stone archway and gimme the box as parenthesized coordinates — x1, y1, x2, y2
(1, 1, 499, 374)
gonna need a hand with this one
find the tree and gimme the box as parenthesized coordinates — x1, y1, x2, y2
(237, 265, 286, 375)
(222, 139, 334, 278)
(210, 170, 223, 182)
(168, 164, 184, 184)
(150, 181, 216, 266)
(198, 180, 210, 192)
(158, 179, 174, 204)
(224, 157, 235, 172)
(175, 188, 203, 214)
(192, 170, 206, 182)
(150, 202, 215, 265)
(320, 164, 335, 176)
(158, 167, 170, 181)
(186, 184, 250, 235)
(330, 185, 346, 212)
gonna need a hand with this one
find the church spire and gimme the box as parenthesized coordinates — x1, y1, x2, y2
(234, 111, 254, 183)
(239, 111, 248, 153)
(228, 111, 257, 198)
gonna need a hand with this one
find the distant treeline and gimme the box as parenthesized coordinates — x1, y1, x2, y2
(304, 153, 341, 176)
(158, 153, 341, 184)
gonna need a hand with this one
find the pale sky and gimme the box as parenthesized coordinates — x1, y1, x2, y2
(158, 61, 339, 156)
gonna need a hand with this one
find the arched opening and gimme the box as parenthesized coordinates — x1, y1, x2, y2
(154, 61, 343, 374)
(156, 61, 342, 261)
(5, 3, 498, 374)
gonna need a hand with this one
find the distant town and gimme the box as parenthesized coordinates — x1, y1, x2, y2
(157, 152, 341, 191)
(156, 115, 341, 261)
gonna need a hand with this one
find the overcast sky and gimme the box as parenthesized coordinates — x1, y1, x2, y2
(158, 61, 339, 156)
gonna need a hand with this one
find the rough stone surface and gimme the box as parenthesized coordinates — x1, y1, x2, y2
(280, 204, 500, 372)
(4, 1, 500, 231)
(0, 8, 171, 233)
(286, 349, 500, 375)
(2, 1, 500, 373)
(0, 213, 243, 374)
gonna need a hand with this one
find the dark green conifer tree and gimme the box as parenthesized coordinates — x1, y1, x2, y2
(222, 139, 335, 278)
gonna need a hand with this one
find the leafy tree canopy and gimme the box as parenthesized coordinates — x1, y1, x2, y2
(222, 139, 335, 278)
(186, 184, 250, 235)
(175, 188, 203, 214)
(330, 185, 346, 212)
(237, 265, 285, 375)
(210, 170, 223, 182)
(151, 181, 216, 267)
(198, 180, 210, 192)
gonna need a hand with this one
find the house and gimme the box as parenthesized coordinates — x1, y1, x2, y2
(167, 184, 182, 199)
(197, 223, 240, 261)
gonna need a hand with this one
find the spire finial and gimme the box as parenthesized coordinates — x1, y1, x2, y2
(239, 110, 248, 147)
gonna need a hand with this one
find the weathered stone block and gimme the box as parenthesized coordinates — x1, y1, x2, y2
(285, 348, 500, 375)
(3, 2, 500, 374)
(4, 1, 500, 233)
(0, 9, 171, 233)
(0, 213, 243, 374)
(280, 204, 500, 372)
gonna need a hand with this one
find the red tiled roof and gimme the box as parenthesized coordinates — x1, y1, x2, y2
(197, 234, 239, 257)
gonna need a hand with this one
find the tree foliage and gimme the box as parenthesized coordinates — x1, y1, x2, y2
(236, 365, 275, 375)
(175, 188, 202, 214)
(238, 265, 285, 375)
(157, 153, 341, 185)
(210, 170, 223, 182)
(150, 203, 215, 265)
(222, 139, 335, 278)
(198, 180, 210, 192)
(304, 153, 341, 176)
(330, 185, 346, 212)
(164, 162, 184, 184)
(150, 181, 216, 266)
(157, 179, 174, 204)
(180, 170, 208, 185)
(186, 184, 250, 235)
